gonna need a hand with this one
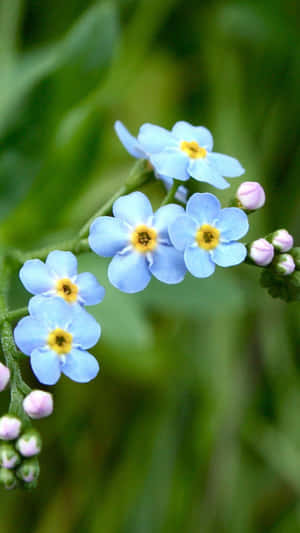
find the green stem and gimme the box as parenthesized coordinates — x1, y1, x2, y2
(160, 180, 180, 206)
(0, 257, 31, 422)
(4, 307, 29, 324)
(78, 159, 153, 239)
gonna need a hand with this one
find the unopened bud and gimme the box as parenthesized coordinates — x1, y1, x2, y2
(16, 431, 42, 457)
(17, 457, 40, 484)
(274, 254, 296, 276)
(0, 467, 17, 490)
(23, 390, 53, 419)
(0, 443, 20, 469)
(249, 238, 274, 266)
(272, 229, 294, 252)
(0, 363, 10, 392)
(237, 181, 266, 210)
(0, 415, 21, 440)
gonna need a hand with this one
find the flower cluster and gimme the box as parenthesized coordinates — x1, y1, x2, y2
(89, 191, 249, 291)
(0, 118, 297, 491)
(14, 251, 104, 385)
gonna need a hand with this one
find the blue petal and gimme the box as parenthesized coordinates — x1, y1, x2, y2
(108, 251, 151, 293)
(19, 260, 53, 295)
(30, 347, 61, 385)
(28, 296, 71, 329)
(46, 251, 78, 279)
(137, 123, 176, 153)
(172, 121, 214, 150)
(68, 307, 101, 349)
(168, 215, 197, 251)
(114, 121, 146, 159)
(186, 193, 221, 225)
(113, 192, 153, 226)
(150, 151, 190, 181)
(188, 159, 229, 189)
(14, 317, 48, 356)
(215, 208, 249, 241)
(62, 348, 99, 383)
(184, 246, 216, 278)
(149, 244, 186, 284)
(88, 216, 130, 257)
(76, 272, 105, 306)
(208, 153, 245, 177)
(152, 204, 185, 242)
(212, 242, 247, 267)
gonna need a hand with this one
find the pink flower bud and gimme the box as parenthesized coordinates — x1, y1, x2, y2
(0, 363, 10, 392)
(275, 254, 296, 276)
(0, 416, 21, 440)
(23, 390, 53, 419)
(250, 238, 274, 266)
(16, 431, 42, 457)
(237, 181, 266, 210)
(272, 229, 294, 252)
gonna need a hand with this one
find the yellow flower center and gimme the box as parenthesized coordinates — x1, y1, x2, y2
(131, 224, 157, 253)
(48, 328, 73, 355)
(196, 224, 220, 250)
(180, 140, 207, 159)
(56, 278, 78, 303)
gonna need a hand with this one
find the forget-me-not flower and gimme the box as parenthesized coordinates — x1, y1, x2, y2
(88, 191, 187, 293)
(114, 121, 188, 203)
(20, 250, 105, 306)
(137, 121, 244, 189)
(169, 193, 249, 278)
(14, 297, 101, 385)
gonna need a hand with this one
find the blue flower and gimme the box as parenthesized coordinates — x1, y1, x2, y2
(14, 297, 101, 385)
(88, 191, 187, 293)
(137, 121, 245, 189)
(19, 250, 105, 306)
(114, 121, 187, 203)
(169, 193, 249, 278)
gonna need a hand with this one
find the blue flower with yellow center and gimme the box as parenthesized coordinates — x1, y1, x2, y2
(14, 297, 101, 385)
(88, 191, 187, 293)
(114, 121, 188, 203)
(137, 121, 245, 189)
(19, 250, 105, 306)
(169, 193, 249, 278)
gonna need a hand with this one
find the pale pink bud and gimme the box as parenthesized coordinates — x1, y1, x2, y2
(250, 238, 274, 266)
(275, 254, 296, 276)
(0, 415, 21, 440)
(237, 181, 266, 210)
(23, 390, 53, 419)
(272, 229, 294, 252)
(0, 363, 10, 392)
(16, 431, 41, 457)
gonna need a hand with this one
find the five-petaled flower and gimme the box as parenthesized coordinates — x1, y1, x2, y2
(88, 191, 187, 293)
(137, 121, 244, 189)
(169, 193, 249, 278)
(14, 297, 101, 385)
(20, 250, 105, 306)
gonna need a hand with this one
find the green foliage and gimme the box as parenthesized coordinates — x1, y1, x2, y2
(0, 0, 299, 532)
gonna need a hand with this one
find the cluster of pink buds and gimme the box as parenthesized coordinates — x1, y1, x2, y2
(0, 390, 53, 490)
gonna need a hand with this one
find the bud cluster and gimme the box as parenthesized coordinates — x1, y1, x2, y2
(0, 390, 53, 490)
(249, 229, 297, 275)
(0, 414, 41, 490)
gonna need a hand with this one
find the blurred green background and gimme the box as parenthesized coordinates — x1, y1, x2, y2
(0, 0, 300, 531)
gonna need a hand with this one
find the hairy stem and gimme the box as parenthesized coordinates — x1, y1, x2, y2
(0, 257, 31, 422)
(78, 159, 153, 239)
